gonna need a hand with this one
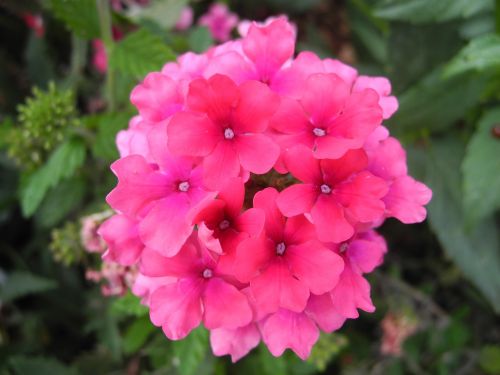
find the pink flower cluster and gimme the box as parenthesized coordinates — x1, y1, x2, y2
(100, 18, 432, 361)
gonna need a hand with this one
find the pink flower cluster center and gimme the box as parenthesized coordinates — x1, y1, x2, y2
(99, 17, 432, 362)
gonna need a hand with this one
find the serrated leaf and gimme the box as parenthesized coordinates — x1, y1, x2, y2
(46, 0, 100, 39)
(87, 112, 131, 161)
(126, 0, 188, 29)
(123, 316, 157, 354)
(462, 109, 500, 225)
(444, 34, 500, 77)
(20, 138, 86, 217)
(9, 356, 77, 375)
(389, 68, 487, 135)
(109, 28, 176, 78)
(171, 326, 209, 375)
(374, 0, 493, 23)
(0, 271, 57, 302)
(420, 139, 500, 313)
(110, 292, 148, 317)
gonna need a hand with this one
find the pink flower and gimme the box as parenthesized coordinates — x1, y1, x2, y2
(238, 15, 297, 38)
(22, 13, 44, 38)
(143, 234, 253, 339)
(167, 74, 280, 189)
(92, 40, 108, 74)
(235, 188, 344, 315)
(175, 6, 194, 31)
(277, 145, 388, 243)
(210, 323, 261, 362)
(80, 214, 107, 253)
(199, 3, 238, 42)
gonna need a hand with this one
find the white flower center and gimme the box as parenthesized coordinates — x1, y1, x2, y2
(313, 128, 326, 137)
(224, 128, 235, 139)
(202, 268, 213, 278)
(219, 220, 230, 230)
(339, 242, 349, 253)
(320, 184, 332, 194)
(178, 181, 190, 192)
(276, 242, 286, 256)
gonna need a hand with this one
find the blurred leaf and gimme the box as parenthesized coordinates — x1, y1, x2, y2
(350, 14, 387, 64)
(9, 356, 77, 375)
(109, 28, 176, 78)
(375, 0, 493, 23)
(459, 12, 496, 39)
(188, 26, 214, 53)
(35, 176, 86, 227)
(25, 32, 56, 88)
(462, 109, 500, 225)
(479, 345, 500, 374)
(266, 0, 322, 13)
(444, 34, 500, 77)
(110, 292, 148, 317)
(172, 326, 209, 375)
(389, 68, 487, 135)
(88, 112, 131, 161)
(20, 138, 86, 217)
(307, 333, 348, 371)
(46, 0, 100, 39)
(421, 139, 500, 313)
(258, 345, 287, 375)
(123, 316, 156, 354)
(0, 271, 56, 302)
(127, 0, 188, 29)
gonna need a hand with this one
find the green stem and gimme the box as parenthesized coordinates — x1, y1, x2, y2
(96, 0, 116, 112)
(67, 35, 87, 91)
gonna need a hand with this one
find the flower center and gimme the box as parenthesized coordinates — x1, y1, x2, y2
(339, 242, 349, 253)
(224, 127, 235, 140)
(276, 242, 286, 256)
(219, 219, 230, 230)
(202, 268, 213, 278)
(313, 127, 326, 137)
(178, 181, 190, 192)
(320, 184, 332, 194)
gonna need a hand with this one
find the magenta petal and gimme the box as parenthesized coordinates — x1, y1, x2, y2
(347, 231, 387, 274)
(202, 278, 253, 329)
(251, 260, 310, 314)
(234, 236, 274, 283)
(305, 293, 346, 333)
(150, 278, 203, 340)
(284, 145, 322, 184)
(261, 309, 319, 360)
(277, 184, 318, 217)
(269, 97, 309, 134)
(203, 142, 240, 190)
(235, 208, 265, 237)
(218, 177, 245, 219)
(168, 111, 220, 157)
(235, 134, 280, 174)
(311, 195, 353, 243)
(210, 324, 260, 363)
(287, 242, 344, 294)
(283, 215, 316, 245)
(139, 195, 194, 257)
(253, 188, 285, 242)
(99, 214, 143, 266)
(197, 222, 223, 255)
(140, 241, 198, 278)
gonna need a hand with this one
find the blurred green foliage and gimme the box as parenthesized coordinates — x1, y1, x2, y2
(0, 0, 499, 374)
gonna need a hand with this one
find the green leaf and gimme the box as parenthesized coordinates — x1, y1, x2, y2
(123, 316, 157, 354)
(88, 112, 131, 161)
(126, 0, 188, 29)
(389, 68, 487, 135)
(20, 138, 86, 217)
(110, 292, 149, 317)
(109, 28, 176, 78)
(307, 333, 348, 371)
(374, 0, 493, 23)
(462, 109, 500, 225)
(0, 271, 57, 302)
(188, 27, 214, 54)
(258, 345, 287, 375)
(444, 34, 500, 77)
(171, 326, 209, 375)
(46, 0, 100, 39)
(479, 345, 500, 374)
(9, 356, 77, 375)
(25, 32, 56, 88)
(418, 139, 500, 313)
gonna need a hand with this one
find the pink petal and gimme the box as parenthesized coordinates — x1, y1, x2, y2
(347, 230, 387, 274)
(234, 236, 274, 283)
(150, 278, 203, 340)
(139, 195, 194, 257)
(320, 148, 369, 184)
(284, 145, 322, 184)
(250, 259, 310, 314)
(269, 97, 309, 134)
(232, 80, 280, 133)
(210, 324, 260, 362)
(313, 134, 362, 159)
(261, 309, 319, 360)
(202, 141, 240, 190)
(99, 214, 143, 266)
(197, 222, 223, 255)
(367, 137, 408, 180)
(283, 215, 316, 245)
(276, 184, 318, 217)
(287, 242, 344, 294)
(384, 176, 432, 223)
(305, 293, 346, 332)
(235, 207, 266, 237)
(235, 134, 280, 174)
(203, 51, 255, 85)
(167, 111, 220, 156)
(202, 278, 253, 329)
(218, 177, 244, 219)
(311, 195, 354, 243)
(140, 241, 199, 278)
(253, 188, 285, 242)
